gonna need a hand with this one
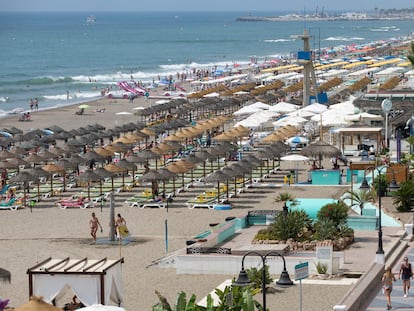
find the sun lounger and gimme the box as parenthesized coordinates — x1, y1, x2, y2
(125, 197, 167, 209)
(186, 196, 217, 209)
(56, 197, 94, 209)
(141, 200, 167, 209)
(0, 198, 22, 211)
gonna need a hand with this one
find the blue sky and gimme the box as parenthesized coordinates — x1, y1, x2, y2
(2, 0, 413, 12)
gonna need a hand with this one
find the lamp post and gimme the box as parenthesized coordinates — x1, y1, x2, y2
(406, 114, 414, 154)
(233, 251, 294, 311)
(360, 165, 399, 264)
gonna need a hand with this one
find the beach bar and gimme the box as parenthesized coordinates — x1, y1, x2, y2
(311, 169, 341, 185)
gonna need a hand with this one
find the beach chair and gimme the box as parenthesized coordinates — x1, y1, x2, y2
(186, 195, 217, 209)
(56, 196, 94, 209)
(0, 198, 22, 211)
(125, 196, 167, 209)
(141, 199, 167, 209)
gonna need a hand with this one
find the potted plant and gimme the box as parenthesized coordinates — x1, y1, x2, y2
(315, 262, 328, 278)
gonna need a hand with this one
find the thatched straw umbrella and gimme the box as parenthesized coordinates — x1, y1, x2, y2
(77, 169, 103, 200)
(204, 170, 231, 202)
(14, 296, 63, 311)
(42, 163, 65, 196)
(301, 140, 341, 168)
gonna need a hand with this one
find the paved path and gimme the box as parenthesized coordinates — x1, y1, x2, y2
(367, 242, 414, 311)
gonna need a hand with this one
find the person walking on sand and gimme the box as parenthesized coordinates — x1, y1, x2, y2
(382, 266, 396, 310)
(400, 256, 413, 297)
(115, 213, 127, 240)
(29, 99, 34, 112)
(89, 212, 102, 242)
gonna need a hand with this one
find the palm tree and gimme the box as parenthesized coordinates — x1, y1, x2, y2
(275, 192, 298, 216)
(408, 41, 414, 68)
(344, 189, 375, 215)
(391, 180, 414, 212)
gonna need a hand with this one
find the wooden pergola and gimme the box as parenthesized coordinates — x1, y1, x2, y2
(335, 127, 383, 154)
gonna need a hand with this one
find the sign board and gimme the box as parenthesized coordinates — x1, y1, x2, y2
(316, 246, 333, 275)
(316, 246, 332, 260)
(294, 262, 309, 281)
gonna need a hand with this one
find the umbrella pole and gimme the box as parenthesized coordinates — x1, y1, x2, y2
(234, 177, 237, 197)
(37, 182, 40, 204)
(23, 186, 26, 208)
(217, 181, 220, 203)
(88, 181, 91, 200)
(260, 161, 263, 176)
(50, 176, 53, 197)
(226, 180, 229, 199)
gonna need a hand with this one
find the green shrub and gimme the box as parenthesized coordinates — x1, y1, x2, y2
(317, 201, 348, 228)
(313, 218, 337, 240)
(372, 174, 388, 196)
(246, 265, 273, 292)
(269, 210, 312, 241)
(315, 262, 328, 274)
(254, 228, 273, 241)
(392, 180, 414, 212)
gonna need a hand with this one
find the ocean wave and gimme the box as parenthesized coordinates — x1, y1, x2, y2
(43, 90, 101, 101)
(324, 36, 365, 42)
(159, 60, 248, 71)
(26, 76, 73, 85)
(263, 39, 294, 43)
(0, 97, 10, 103)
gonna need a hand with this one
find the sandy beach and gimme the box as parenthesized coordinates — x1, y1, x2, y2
(0, 179, 352, 311)
(0, 92, 360, 310)
(1, 87, 412, 311)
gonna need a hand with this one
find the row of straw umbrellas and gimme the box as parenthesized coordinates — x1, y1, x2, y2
(4, 107, 342, 211)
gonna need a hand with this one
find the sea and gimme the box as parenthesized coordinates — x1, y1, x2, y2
(0, 11, 413, 117)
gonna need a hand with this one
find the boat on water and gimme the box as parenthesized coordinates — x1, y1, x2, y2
(86, 15, 96, 23)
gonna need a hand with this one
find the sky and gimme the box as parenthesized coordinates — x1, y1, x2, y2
(2, 0, 413, 12)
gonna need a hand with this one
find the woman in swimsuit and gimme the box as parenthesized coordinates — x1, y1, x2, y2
(382, 266, 396, 310)
(89, 212, 102, 242)
(115, 213, 127, 240)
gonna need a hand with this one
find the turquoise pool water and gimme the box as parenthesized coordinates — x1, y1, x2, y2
(288, 198, 401, 229)
(288, 198, 338, 219)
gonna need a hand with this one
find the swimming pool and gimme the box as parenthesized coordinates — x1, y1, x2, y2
(288, 198, 338, 219)
(288, 198, 401, 229)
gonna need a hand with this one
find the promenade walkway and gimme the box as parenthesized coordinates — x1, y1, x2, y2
(367, 241, 414, 311)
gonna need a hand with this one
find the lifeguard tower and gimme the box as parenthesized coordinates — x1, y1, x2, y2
(295, 29, 328, 106)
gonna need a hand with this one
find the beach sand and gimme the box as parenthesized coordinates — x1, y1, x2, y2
(0, 93, 390, 310)
(0, 183, 351, 311)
